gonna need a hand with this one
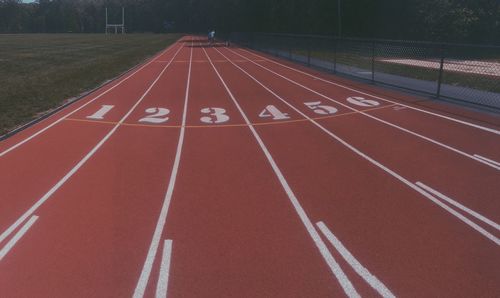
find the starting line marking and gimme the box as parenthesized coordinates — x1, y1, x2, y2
(0, 215, 39, 261)
(63, 103, 396, 129)
(316, 221, 395, 298)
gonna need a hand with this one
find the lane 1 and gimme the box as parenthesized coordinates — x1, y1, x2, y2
(206, 46, 500, 297)
(0, 39, 192, 297)
(0, 41, 184, 238)
(0, 39, 182, 155)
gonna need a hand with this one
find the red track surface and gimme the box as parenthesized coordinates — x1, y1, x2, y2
(1, 36, 499, 297)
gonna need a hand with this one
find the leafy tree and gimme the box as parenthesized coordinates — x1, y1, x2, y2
(0, 0, 498, 44)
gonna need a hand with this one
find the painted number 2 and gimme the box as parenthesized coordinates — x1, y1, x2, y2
(139, 108, 170, 123)
(200, 107, 230, 124)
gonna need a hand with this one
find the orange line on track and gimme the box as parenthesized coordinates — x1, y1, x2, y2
(155, 59, 266, 63)
(64, 103, 396, 129)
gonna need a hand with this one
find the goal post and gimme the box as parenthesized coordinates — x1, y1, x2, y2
(105, 7, 125, 34)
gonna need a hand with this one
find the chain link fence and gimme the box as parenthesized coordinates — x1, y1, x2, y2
(231, 33, 500, 111)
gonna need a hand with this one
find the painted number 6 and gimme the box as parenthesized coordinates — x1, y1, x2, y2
(347, 96, 380, 107)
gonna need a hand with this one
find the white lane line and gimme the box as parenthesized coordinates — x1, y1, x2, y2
(473, 154, 500, 167)
(0, 215, 39, 261)
(227, 48, 500, 171)
(0, 41, 181, 158)
(0, 45, 185, 246)
(133, 39, 193, 298)
(316, 222, 395, 298)
(238, 48, 500, 136)
(203, 47, 360, 298)
(215, 48, 500, 246)
(414, 184, 500, 245)
(156, 240, 173, 298)
(416, 182, 500, 231)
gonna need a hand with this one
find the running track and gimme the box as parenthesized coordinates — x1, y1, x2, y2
(1, 36, 499, 297)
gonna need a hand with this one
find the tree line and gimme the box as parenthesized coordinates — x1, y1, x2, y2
(1, 0, 499, 44)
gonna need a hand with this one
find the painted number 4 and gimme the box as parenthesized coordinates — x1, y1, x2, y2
(259, 105, 290, 120)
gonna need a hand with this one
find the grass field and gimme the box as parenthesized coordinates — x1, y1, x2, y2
(290, 49, 500, 94)
(0, 33, 181, 135)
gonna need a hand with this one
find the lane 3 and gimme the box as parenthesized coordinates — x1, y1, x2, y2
(205, 46, 500, 297)
(217, 47, 500, 224)
(140, 43, 345, 297)
(0, 39, 191, 297)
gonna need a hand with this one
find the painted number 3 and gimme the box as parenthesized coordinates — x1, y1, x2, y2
(200, 107, 230, 124)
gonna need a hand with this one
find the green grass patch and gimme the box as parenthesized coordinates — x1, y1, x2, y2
(0, 33, 181, 135)
(290, 48, 500, 94)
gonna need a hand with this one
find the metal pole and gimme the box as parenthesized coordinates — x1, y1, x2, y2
(437, 54, 445, 98)
(338, 0, 341, 38)
(307, 37, 311, 66)
(371, 41, 376, 82)
(122, 7, 125, 34)
(333, 38, 337, 73)
(105, 7, 108, 34)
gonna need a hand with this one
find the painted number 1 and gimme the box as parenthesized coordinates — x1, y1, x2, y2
(87, 105, 114, 120)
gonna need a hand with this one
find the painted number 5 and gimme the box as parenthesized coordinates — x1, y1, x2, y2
(304, 101, 338, 115)
(200, 107, 230, 124)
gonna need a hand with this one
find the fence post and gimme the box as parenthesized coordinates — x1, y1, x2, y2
(333, 38, 338, 73)
(371, 41, 376, 82)
(306, 37, 311, 66)
(437, 47, 445, 98)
